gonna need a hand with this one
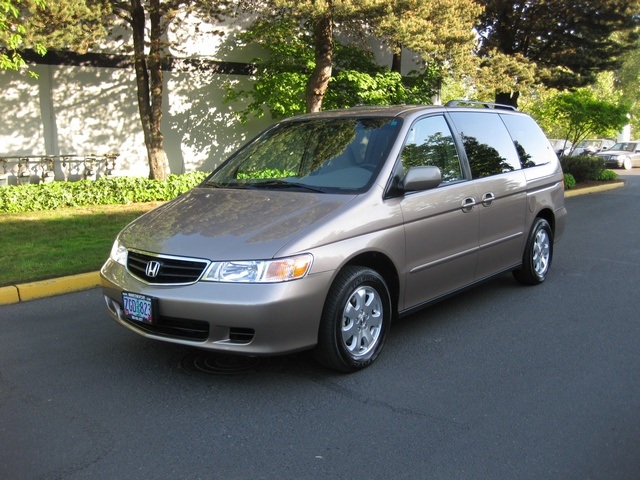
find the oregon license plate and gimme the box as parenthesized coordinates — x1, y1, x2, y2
(122, 292, 155, 324)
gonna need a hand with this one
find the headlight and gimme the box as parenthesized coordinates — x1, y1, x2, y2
(203, 254, 313, 283)
(109, 238, 128, 266)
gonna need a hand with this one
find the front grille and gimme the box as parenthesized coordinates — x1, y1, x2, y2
(127, 250, 209, 285)
(123, 315, 210, 341)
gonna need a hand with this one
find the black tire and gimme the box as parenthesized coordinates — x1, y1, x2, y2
(513, 218, 553, 285)
(314, 266, 391, 372)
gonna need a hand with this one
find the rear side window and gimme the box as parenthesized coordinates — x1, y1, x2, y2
(449, 112, 521, 179)
(500, 114, 557, 168)
(400, 115, 463, 183)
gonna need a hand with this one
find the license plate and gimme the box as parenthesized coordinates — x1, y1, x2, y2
(122, 292, 155, 324)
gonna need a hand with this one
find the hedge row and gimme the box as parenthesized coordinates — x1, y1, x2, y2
(0, 171, 209, 213)
(0, 157, 618, 211)
(560, 154, 616, 183)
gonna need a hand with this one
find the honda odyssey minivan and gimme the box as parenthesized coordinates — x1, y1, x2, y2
(101, 101, 566, 371)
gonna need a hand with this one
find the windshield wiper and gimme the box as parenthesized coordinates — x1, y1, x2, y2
(249, 180, 325, 193)
(202, 181, 246, 189)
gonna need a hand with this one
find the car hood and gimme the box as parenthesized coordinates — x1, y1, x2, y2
(597, 149, 630, 156)
(119, 187, 355, 260)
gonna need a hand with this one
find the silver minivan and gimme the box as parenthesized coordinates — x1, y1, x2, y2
(101, 102, 566, 371)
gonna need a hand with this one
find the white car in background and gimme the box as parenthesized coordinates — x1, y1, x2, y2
(596, 141, 640, 170)
(548, 139, 572, 156)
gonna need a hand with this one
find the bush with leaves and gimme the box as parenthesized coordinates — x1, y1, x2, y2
(563, 173, 576, 190)
(560, 155, 606, 183)
(598, 169, 619, 181)
(0, 171, 209, 213)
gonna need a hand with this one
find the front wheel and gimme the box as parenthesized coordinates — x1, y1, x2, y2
(513, 218, 553, 285)
(314, 267, 391, 372)
(623, 158, 632, 170)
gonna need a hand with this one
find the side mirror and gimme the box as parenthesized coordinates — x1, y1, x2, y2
(401, 166, 441, 192)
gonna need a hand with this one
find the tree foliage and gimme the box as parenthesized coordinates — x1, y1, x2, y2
(111, 0, 233, 180)
(532, 88, 630, 149)
(228, 0, 480, 117)
(373, 0, 481, 76)
(476, 0, 640, 106)
(1, 0, 110, 75)
(1, 0, 46, 74)
(224, 14, 440, 121)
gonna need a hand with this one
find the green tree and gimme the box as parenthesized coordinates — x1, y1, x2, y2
(225, 15, 441, 121)
(476, 0, 639, 107)
(230, 0, 480, 116)
(0, 0, 46, 74)
(111, 0, 232, 180)
(2, 0, 107, 75)
(373, 0, 481, 78)
(534, 88, 630, 150)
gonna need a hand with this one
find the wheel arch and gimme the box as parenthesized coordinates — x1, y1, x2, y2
(343, 251, 400, 315)
(535, 207, 556, 235)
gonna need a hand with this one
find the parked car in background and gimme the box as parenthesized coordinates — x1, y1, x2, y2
(101, 101, 566, 372)
(595, 141, 640, 170)
(570, 138, 615, 156)
(548, 139, 572, 156)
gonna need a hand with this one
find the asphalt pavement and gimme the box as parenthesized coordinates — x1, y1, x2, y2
(0, 173, 640, 480)
(1, 174, 639, 479)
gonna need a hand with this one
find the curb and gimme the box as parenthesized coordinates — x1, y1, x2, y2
(0, 271, 102, 306)
(564, 180, 625, 197)
(0, 181, 626, 306)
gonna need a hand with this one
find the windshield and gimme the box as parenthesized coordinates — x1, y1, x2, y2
(206, 117, 402, 194)
(611, 142, 637, 152)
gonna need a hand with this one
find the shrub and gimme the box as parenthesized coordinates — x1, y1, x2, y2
(563, 173, 576, 190)
(560, 155, 606, 182)
(598, 169, 619, 181)
(0, 171, 209, 213)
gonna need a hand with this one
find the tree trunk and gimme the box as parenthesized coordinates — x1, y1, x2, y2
(495, 91, 520, 109)
(130, 0, 170, 180)
(391, 48, 402, 74)
(305, 12, 333, 113)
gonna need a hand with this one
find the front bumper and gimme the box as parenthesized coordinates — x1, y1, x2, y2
(101, 259, 333, 355)
(604, 159, 623, 168)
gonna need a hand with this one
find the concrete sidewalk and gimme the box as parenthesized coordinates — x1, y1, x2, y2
(0, 181, 625, 306)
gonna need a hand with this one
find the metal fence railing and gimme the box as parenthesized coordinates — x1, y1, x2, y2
(0, 154, 119, 187)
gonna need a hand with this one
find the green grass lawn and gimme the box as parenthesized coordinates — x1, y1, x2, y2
(0, 202, 160, 287)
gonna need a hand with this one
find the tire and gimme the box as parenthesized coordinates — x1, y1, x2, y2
(513, 218, 553, 285)
(623, 158, 632, 170)
(314, 266, 391, 372)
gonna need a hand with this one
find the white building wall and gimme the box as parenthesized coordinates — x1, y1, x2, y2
(1, 61, 272, 178)
(1, 13, 405, 179)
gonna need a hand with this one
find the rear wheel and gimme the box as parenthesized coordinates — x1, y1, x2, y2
(513, 218, 553, 285)
(314, 266, 391, 372)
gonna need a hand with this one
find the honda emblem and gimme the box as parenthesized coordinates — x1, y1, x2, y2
(145, 260, 161, 278)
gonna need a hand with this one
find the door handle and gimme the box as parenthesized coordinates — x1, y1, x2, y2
(481, 192, 495, 207)
(461, 197, 476, 213)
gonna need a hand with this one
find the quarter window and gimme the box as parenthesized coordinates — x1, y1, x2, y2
(449, 112, 521, 179)
(400, 115, 463, 183)
(500, 114, 557, 168)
